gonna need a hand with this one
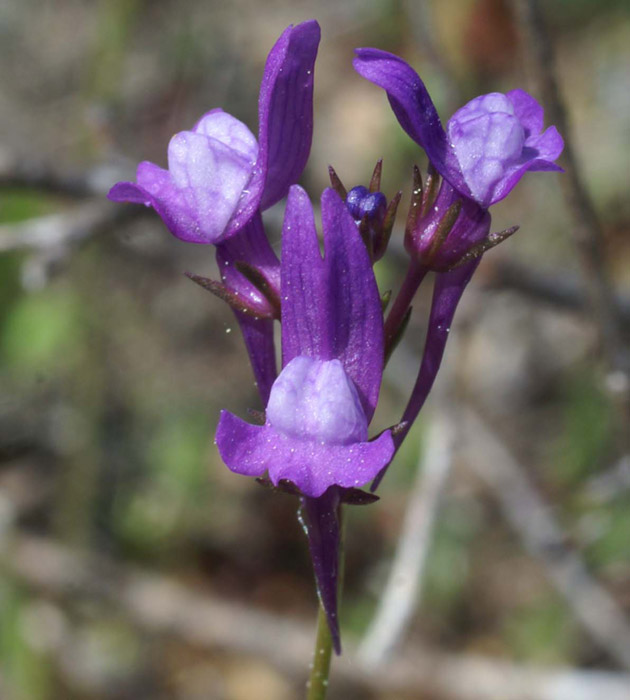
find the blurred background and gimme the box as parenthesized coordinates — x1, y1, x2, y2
(0, 0, 629, 698)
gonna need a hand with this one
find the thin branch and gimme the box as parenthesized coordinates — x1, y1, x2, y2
(0, 200, 132, 253)
(358, 407, 455, 665)
(508, 0, 630, 439)
(0, 150, 134, 198)
(461, 406, 630, 670)
(484, 257, 630, 326)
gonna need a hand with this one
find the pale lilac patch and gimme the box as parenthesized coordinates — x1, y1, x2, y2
(448, 94, 525, 207)
(193, 109, 259, 163)
(109, 113, 258, 244)
(165, 128, 255, 242)
(266, 357, 368, 445)
(215, 354, 393, 497)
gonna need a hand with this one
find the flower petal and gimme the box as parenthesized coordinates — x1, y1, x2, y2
(225, 20, 321, 235)
(280, 185, 330, 364)
(165, 129, 255, 243)
(215, 412, 395, 498)
(320, 188, 385, 421)
(266, 357, 368, 445)
(447, 105, 525, 208)
(506, 88, 544, 137)
(353, 48, 470, 197)
(193, 108, 259, 163)
(487, 125, 565, 205)
(280, 187, 385, 421)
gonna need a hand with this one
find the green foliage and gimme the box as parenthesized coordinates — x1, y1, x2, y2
(504, 597, 579, 664)
(2, 287, 83, 377)
(0, 189, 61, 224)
(0, 581, 53, 700)
(585, 496, 630, 569)
(551, 369, 614, 488)
(423, 501, 479, 614)
(114, 409, 211, 554)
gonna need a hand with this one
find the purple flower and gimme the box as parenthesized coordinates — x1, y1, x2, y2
(109, 21, 321, 244)
(108, 22, 321, 405)
(215, 186, 394, 498)
(353, 48, 564, 491)
(353, 49, 563, 209)
(215, 186, 394, 651)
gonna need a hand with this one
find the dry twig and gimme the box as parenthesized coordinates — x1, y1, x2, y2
(461, 406, 630, 670)
(2, 532, 630, 700)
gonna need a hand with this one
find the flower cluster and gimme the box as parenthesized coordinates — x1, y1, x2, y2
(109, 21, 563, 652)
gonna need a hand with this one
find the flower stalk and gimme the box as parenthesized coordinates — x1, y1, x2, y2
(306, 603, 334, 700)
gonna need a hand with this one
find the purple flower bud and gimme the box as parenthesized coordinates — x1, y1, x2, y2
(346, 186, 387, 222)
(346, 185, 370, 219)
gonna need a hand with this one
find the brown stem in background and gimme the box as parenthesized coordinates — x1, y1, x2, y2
(508, 0, 630, 448)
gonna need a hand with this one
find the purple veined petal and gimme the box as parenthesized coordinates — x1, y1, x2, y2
(166, 129, 255, 243)
(280, 187, 385, 421)
(525, 125, 564, 165)
(216, 212, 279, 404)
(193, 109, 259, 164)
(258, 20, 320, 210)
(447, 95, 526, 208)
(372, 260, 480, 491)
(266, 357, 368, 445)
(320, 188, 385, 421)
(487, 125, 565, 205)
(506, 88, 544, 137)
(353, 48, 470, 198)
(225, 20, 321, 236)
(300, 489, 342, 654)
(108, 162, 209, 244)
(215, 412, 394, 498)
(280, 185, 330, 364)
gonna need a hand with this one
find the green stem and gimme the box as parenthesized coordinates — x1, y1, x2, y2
(306, 603, 334, 700)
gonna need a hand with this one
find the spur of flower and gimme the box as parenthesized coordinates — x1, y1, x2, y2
(216, 185, 395, 649)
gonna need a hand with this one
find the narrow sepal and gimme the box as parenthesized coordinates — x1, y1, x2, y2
(185, 272, 271, 318)
(420, 162, 440, 218)
(369, 159, 383, 193)
(385, 305, 412, 364)
(339, 488, 379, 506)
(422, 199, 462, 266)
(381, 289, 392, 313)
(328, 165, 347, 199)
(448, 225, 519, 270)
(374, 190, 402, 261)
(234, 261, 281, 318)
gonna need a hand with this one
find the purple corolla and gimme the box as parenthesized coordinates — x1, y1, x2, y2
(109, 22, 320, 245)
(354, 49, 564, 489)
(216, 185, 395, 650)
(353, 49, 563, 210)
(108, 22, 321, 404)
